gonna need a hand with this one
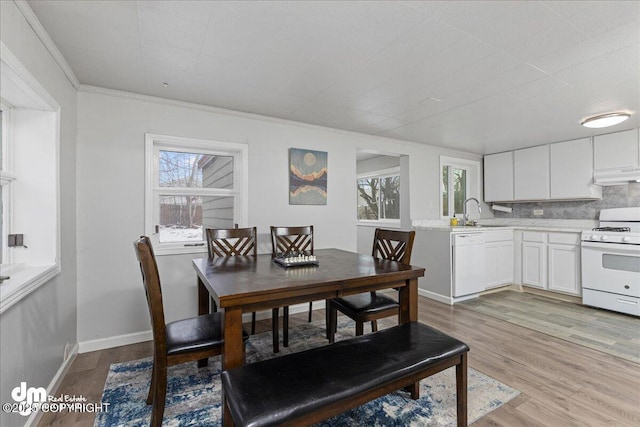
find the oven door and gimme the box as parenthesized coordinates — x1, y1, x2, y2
(581, 241, 640, 297)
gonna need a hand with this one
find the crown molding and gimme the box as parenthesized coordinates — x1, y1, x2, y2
(13, 0, 81, 90)
(78, 84, 435, 155)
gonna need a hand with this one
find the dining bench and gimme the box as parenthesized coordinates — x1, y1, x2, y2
(221, 321, 469, 427)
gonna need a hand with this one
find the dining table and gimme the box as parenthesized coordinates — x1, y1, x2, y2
(193, 248, 425, 370)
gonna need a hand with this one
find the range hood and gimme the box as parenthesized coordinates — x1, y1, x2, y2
(593, 167, 640, 185)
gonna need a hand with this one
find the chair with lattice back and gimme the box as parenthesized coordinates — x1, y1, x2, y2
(206, 227, 260, 335)
(270, 225, 314, 352)
(134, 236, 247, 427)
(327, 228, 415, 343)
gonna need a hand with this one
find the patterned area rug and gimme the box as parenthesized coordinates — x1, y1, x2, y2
(95, 320, 519, 426)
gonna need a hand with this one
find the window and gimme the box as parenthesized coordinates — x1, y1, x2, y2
(440, 156, 481, 219)
(357, 168, 400, 223)
(0, 44, 60, 313)
(145, 134, 248, 255)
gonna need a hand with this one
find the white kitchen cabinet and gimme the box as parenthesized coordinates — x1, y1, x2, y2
(594, 128, 640, 170)
(514, 145, 550, 201)
(550, 138, 601, 200)
(520, 231, 581, 296)
(485, 230, 514, 288)
(484, 151, 514, 202)
(521, 232, 547, 289)
(547, 233, 581, 295)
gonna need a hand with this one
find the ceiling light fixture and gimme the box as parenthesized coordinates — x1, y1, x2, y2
(581, 112, 630, 128)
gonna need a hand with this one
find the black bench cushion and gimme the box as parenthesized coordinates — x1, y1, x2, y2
(221, 321, 469, 427)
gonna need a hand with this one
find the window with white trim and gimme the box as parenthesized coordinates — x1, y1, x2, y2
(440, 156, 481, 219)
(145, 134, 248, 255)
(0, 43, 61, 313)
(357, 167, 400, 224)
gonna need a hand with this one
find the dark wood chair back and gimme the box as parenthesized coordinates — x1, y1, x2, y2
(372, 228, 415, 265)
(270, 225, 314, 257)
(206, 227, 258, 258)
(133, 236, 168, 359)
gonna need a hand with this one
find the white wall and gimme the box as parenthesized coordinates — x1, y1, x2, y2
(76, 90, 482, 347)
(0, 2, 78, 426)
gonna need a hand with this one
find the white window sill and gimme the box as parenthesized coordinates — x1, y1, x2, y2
(356, 221, 401, 229)
(0, 264, 60, 314)
(153, 244, 208, 257)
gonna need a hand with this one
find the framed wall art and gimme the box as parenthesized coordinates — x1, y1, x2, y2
(289, 148, 327, 205)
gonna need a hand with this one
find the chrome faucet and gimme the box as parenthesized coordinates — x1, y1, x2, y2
(463, 197, 482, 225)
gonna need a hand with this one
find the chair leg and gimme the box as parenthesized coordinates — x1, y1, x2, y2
(150, 364, 167, 427)
(146, 358, 156, 405)
(283, 306, 289, 347)
(251, 311, 256, 335)
(308, 301, 313, 322)
(456, 353, 468, 427)
(272, 307, 279, 353)
(371, 319, 378, 332)
(355, 320, 364, 336)
(328, 302, 337, 343)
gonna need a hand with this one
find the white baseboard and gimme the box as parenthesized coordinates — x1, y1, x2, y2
(79, 330, 153, 353)
(25, 343, 79, 427)
(419, 288, 453, 305)
(77, 301, 325, 354)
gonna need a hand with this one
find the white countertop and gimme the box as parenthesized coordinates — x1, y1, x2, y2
(412, 218, 597, 233)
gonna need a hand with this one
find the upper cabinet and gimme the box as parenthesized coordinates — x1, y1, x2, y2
(484, 151, 514, 202)
(514, 145, 549, 201)
(594, 129, 640, 170)
(550, 138, 602, 200)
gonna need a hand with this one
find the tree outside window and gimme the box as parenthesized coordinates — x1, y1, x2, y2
(442, 164, 467, 218)
(357, 173, 400, 221)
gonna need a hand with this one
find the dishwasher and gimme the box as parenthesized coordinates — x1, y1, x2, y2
(452, 233, 486, 297)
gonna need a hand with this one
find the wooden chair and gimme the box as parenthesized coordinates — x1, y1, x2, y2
(206, 227, 259, 334)
(327, 228, 415, 343)
(270, 225, 314, 352)
(133, 236, 247, 427)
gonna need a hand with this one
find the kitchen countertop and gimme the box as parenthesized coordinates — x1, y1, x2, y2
(412, 218, 597, 233)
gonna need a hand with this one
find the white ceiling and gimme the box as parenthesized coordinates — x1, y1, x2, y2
(24, 0, 640, 155)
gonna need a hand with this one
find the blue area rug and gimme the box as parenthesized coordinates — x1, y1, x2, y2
(95, 320, 519, 426)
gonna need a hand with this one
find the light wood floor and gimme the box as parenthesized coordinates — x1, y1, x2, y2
(459, 290, 640, 364)
(39, 294, 640, 426)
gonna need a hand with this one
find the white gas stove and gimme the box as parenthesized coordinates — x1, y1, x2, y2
(581, 207, 640, 316)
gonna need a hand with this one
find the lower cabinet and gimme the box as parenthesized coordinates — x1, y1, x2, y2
(485, 230, 514, 288)
(548, 233, 581, 295)
(522, 232, 546, 289)
(520, 231, 581, 296)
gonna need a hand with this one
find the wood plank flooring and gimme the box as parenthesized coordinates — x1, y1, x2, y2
(39, 293, 640, 426)
(459, 290, 640, 363)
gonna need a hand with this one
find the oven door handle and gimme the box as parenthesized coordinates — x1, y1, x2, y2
(581, 241, 640, 253)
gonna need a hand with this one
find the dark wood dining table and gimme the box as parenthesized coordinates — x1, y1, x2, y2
(193, 248, 425, 370)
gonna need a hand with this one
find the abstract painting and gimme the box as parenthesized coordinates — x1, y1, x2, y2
(289, 148, 327, 205)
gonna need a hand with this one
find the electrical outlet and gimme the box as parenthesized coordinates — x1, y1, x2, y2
(533, 209, 544, 216)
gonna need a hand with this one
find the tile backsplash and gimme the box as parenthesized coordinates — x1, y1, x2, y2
(492, 182, 640, 220)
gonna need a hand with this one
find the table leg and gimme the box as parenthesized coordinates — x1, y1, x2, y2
(222, 306, 244, 427)
(399, 277, 419, 397)
(197, 277, 210, 368)
(398, 277, 418, 323)
(197, 276, 209, 316)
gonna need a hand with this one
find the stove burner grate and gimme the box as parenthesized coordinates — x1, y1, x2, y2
(592, 226, 631, 232)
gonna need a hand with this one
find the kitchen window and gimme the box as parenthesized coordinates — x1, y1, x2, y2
(145, 134, 248, 255)
(440, 156, 481, 219)
(357, 167, 400, 224)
